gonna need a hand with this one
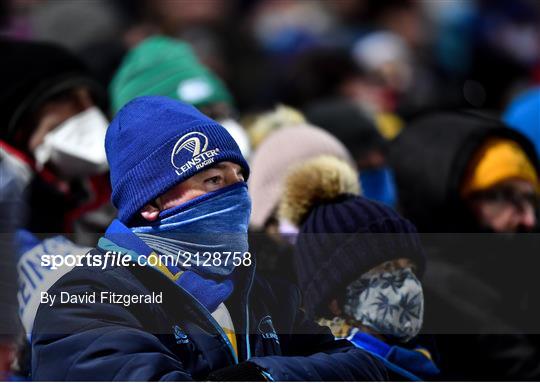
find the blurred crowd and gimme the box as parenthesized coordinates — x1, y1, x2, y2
(1, 0, 540, 380)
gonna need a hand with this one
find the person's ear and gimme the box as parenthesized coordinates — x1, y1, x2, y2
(140, 203, 160, 222)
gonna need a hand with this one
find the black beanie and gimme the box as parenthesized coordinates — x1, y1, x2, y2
(295, 196, 426, 317)
(304, 98, 386, 159)
(0, 39, 105, 144)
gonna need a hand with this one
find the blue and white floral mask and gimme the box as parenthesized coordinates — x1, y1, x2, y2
(344, 266, 424, 342)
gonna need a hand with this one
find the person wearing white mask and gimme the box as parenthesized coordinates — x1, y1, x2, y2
(0, 39, 112, 238)
(0, 39, 115, 379)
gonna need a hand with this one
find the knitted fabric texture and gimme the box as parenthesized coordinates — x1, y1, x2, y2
(110, 35, 232, 114)
(295, 196, 425, 317)
(105, 95, 248, 224)
(248, 124, 353, 229)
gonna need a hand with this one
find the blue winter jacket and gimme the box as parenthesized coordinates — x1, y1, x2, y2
(31, 225, 388, 381)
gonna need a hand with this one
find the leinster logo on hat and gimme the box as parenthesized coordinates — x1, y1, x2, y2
(171, 131, 220, 176)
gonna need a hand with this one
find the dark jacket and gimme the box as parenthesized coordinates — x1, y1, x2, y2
(0, 141, 114, 246)
(0, 156, 20, 339)
(31, 238, 388, 381)
(389, 111, 540, 379)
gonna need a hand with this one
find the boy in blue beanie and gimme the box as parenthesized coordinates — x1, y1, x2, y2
(31, 96, 388, 381)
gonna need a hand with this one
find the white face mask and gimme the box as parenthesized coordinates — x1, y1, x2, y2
(344, 266, 424, 343)
(34, 106, 109, 178)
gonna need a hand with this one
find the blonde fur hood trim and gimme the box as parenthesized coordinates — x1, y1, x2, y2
(279, 155, 360, 227)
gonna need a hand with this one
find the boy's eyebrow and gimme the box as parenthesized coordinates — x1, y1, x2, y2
(195, 163, 227, 177)
(202, 162, 244, 176)
(208, 162, 242, 172)
(211, 163, 228, 170)
(197, 163, 224, 173)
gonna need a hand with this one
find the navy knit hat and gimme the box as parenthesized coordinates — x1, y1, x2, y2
(106, 95, 249, 223)
(295, 196, 426, 317)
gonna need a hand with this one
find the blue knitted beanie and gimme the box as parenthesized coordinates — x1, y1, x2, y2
(105, 95, 249, 223)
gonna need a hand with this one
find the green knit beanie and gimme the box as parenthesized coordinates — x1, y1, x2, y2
(110, 35, 233, 114)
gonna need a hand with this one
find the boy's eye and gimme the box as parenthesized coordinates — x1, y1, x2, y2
(205, 176, 222, 184)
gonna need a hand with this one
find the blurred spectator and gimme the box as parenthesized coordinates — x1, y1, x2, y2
(247, 116, 353, 281)
(0, 0, 140, 88)
(305, 98, 397, 206)
(110, 35, 251, 158)
(1, 0, 149, 52)
(364, 0, 427, 49)
(248, 122, 353, 231)
(110, 35, 231, 116)
(281, 48, 387, 111)
(390, 111, 540, 379)
(504, 87, 540, 157)
(144, 0, 234, 36)
(0, 39, 113, 241)
(0, 157, 21, 380)
(390, 111, 539, 233)
(249, 0, 335, 58)
(350, 29, 442, 117)
(460, 138, 537, 232)
(278, 155, 438, 380)
(466, 0, 540, 109)
(24, 0, 124, 51)
(136, 0, 270, 112)
(0, 39, 115, 378)
(352, 31, 412, 95)
(281, 43, 428, 136)
(246, 104, 306, 150)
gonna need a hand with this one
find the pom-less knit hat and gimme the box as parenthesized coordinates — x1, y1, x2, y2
(304, 98, 386, 158)
(460, 137, 539, 197)
(248, 124, 353, 229)
(106, 95, 248, 224)
(110, 35, 232, 114)
(280, 157, 425, 317)
(296, 197, 426, 316)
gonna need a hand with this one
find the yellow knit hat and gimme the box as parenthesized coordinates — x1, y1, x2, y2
(461, 138, 539, 197)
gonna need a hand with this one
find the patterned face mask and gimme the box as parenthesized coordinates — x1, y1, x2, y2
(344, 266, 424, 342)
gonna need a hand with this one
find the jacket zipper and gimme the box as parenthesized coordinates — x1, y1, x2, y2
(242, 260, 256, 361)
(175, 285, 239, 364)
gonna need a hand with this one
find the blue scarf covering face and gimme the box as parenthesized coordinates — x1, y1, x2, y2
(131, 182, 251, 278)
